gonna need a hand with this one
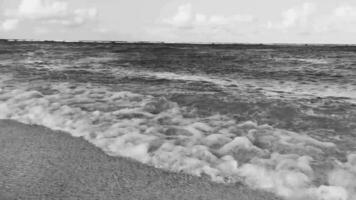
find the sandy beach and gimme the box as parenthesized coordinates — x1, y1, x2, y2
(0, 119, 280, 200)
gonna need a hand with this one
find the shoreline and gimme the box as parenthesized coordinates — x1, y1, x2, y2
(0, 119, 280, 200)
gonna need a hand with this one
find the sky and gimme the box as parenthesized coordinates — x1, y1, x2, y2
(1, 0, 356, 43)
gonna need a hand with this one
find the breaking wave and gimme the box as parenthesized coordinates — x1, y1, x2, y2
(0, 75, 355, 200)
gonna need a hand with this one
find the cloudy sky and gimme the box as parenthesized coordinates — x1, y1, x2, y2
(1, 0, 356, 43)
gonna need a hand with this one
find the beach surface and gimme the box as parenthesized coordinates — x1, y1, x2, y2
(0, 119, 280, 200)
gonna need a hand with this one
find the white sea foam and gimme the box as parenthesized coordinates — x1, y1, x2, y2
(0, 75, 354, 200)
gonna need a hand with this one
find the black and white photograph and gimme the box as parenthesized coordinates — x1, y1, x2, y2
(0, 0, 355, 200)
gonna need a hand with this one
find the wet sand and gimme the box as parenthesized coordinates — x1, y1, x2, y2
(0, 119, 280, 200)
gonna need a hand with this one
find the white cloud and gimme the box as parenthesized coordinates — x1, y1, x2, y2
(1, 19, 19, 31)
(268, 2, 356, 35)
(17, 0, 68, 19)
(72, 8, 97, 24)
(333, 5, 356, 18)
(149, 3, 256, 42)
(282, 2, 316, 28)
(3, 0, 97, 29)
(329, 5, 356, 31)
(163, 3, 254, 29)
(164, 4, 192, 27)
(46, 8, 98, 26)
(154, 2, 356, 43)
(308, 4, 356, 34)
(269, 2, 316, 30)
(147, 3, 264, 43)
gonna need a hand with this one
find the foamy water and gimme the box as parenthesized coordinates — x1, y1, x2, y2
(0, 42, 355, 200)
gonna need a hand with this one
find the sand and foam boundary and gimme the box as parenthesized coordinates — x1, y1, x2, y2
(0, 119, 280, 200)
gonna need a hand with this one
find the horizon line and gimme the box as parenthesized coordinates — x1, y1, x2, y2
(1, 38, 356, 46)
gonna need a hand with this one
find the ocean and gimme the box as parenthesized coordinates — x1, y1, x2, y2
(0, 41, 355, 200)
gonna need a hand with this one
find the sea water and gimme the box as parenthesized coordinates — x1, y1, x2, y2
(0, 41, 355, 200)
